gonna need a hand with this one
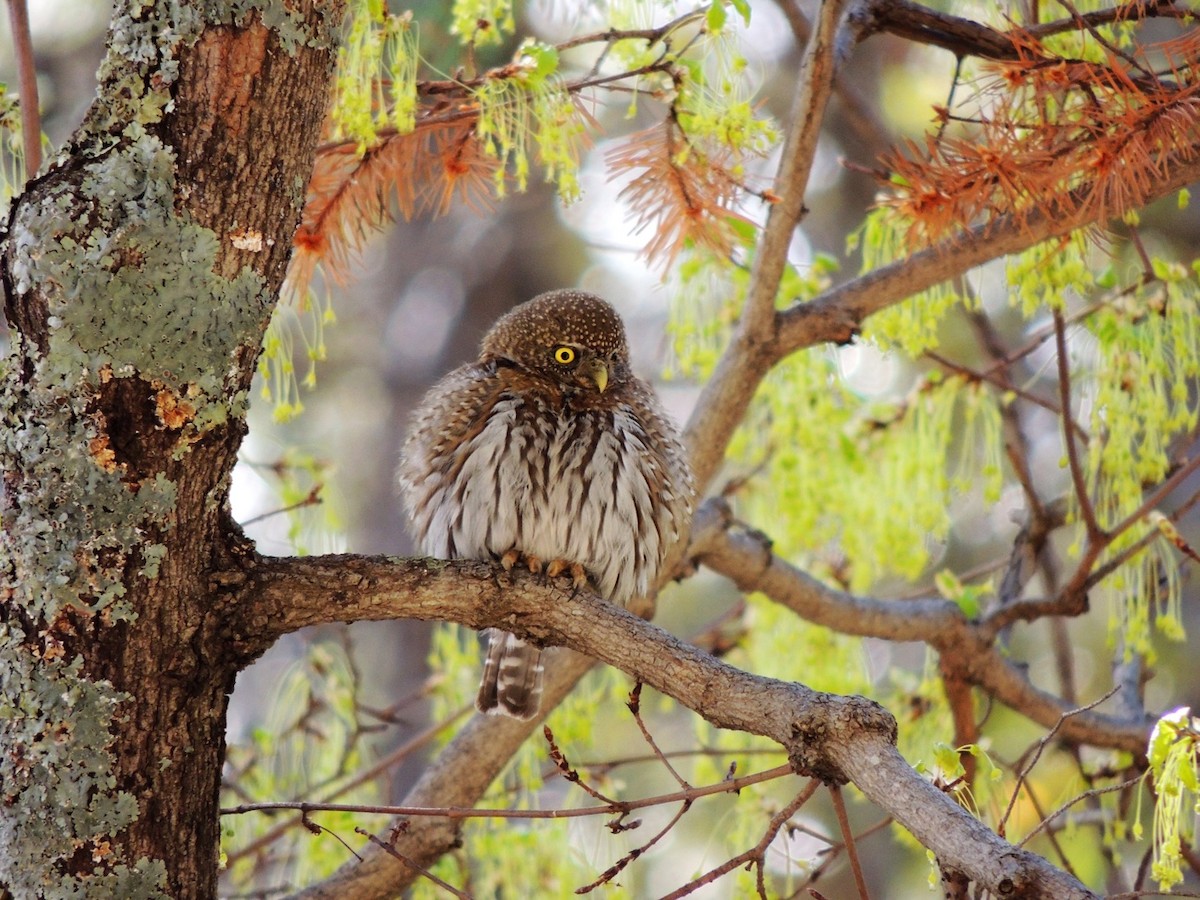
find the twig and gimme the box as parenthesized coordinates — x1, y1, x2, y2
(627, 683, 691, 790)
(555, 9, 706, 52)
(1027, 2, 1193, 38)
(569, 746, 784, 775)
(301, 812, 362, 863)
(220, 763, 796, 820)
(828, 785, 871, 900)
(6, 0, 40, 177)
(357, 828, 470, 899)
(1105, 452, 1200, 546)
(658, 780, 820, 900)
(925, 348, 1089, 442)
(1054, 0, 1150, 78)
(239, 486, 323, 527)
(575, 796, 691, 893)
(1016, 775, 1143, 848)
(1053, 308, 1104, 542)
(998, 686, 1119, 836)
(543, 725, 620, 805)
(1082, 485, 1200, 593)
(803, 814, 895, 890)
(1008, 774, 1080, 878)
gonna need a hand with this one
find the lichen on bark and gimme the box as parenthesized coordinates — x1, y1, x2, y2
(0, 626, 166, 898)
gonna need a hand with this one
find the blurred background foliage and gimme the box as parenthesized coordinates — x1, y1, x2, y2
(3, 0, 1200, 897)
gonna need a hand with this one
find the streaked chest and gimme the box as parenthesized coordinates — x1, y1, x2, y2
(418, 394, 665, 604)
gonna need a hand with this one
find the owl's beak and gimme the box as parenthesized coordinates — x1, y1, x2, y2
(583, 358, 609, 393)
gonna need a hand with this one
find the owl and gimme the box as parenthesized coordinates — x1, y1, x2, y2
(399, 289, 694, 720)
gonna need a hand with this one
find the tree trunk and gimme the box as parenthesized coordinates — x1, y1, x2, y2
(0, 3, 342, 896)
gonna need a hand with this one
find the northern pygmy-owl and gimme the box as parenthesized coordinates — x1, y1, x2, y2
(399, 289, 694, 720)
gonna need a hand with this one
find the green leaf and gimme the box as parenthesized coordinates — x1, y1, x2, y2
(706, 0, 727, 33)
(523, 41, 559, 81)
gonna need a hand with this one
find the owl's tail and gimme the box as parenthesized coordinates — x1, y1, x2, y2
(476, 629, 544, 720)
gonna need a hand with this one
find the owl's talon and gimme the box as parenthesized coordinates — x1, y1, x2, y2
(500, 549, 544, 575)
(571, 563, 589, 590)
(545, 559, 589, 590)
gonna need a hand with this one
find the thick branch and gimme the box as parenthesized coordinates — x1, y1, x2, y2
(238, 553, 1094, 899)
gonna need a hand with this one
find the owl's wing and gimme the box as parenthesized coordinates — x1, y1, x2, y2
(626, 380, 696, 556)
(397, 361, 504, 549)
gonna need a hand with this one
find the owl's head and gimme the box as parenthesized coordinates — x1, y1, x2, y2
(481, 290, 631, 394)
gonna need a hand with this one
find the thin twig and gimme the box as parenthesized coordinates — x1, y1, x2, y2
(828, 784, 871, 900)
(658, 780, 820, 900)
(1105, 452, 1200, 546)
(1082, 485, 1200, 593)
(998, 686, 1119, 836)
(220, 763, 795, 820)
(1053, 308, 1104, 541)
(1016, 775, 1143, 848)
(239, 486, 323, 528)
(543, 725, 621, 806)
(628, 683, 691, 790)
(357, 828, 470, 899)
(302, 813, 362, 863)
(555, 9, 706, 52)
(1008, 774, 1080, 878)
(925, 348, 1088, 441)
(570, 746, 784, 774)
(6, 0, 40, 177)
(575, 797, 692, 893)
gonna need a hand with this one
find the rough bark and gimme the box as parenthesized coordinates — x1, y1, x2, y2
(0, 2, 342, 897)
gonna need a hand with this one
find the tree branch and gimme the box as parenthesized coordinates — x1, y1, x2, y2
(683, 0, 848, 492)
(775, 152, 1200, 358)
(688, 500, 1154, 754)
(850, 0, 1190, 62)
(237, 552, 1095, 899)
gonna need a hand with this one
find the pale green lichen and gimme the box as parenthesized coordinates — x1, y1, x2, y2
(224, 0, 342, 53)
(0, 625, 168, 899)
(61, 135, 268, 395)
(3, 132, 265, 625)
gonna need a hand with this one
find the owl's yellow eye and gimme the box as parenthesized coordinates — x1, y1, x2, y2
(553, 346, 576, 365)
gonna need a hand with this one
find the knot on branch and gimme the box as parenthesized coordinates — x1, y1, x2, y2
(787, 694, 897, 784)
